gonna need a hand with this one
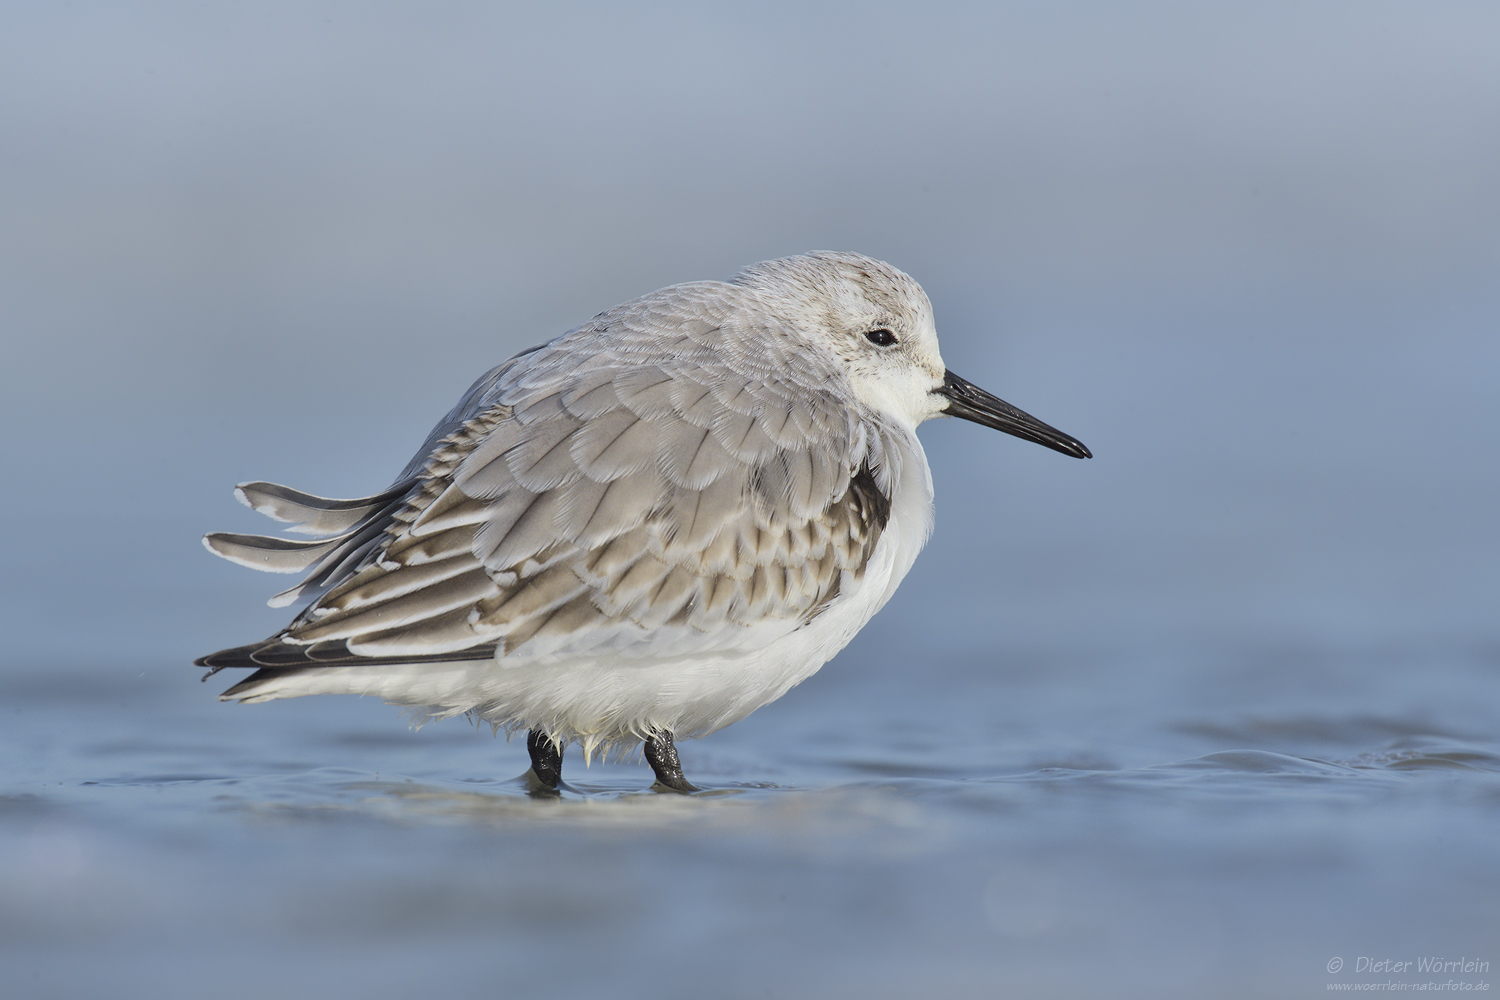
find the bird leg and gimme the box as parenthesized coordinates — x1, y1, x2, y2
(526, 730, 564, 791)
(643, 731, 698, 793)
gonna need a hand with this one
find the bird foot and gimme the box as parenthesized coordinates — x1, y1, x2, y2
(644, 732, 699, 793)
(526, 729, 564, 793)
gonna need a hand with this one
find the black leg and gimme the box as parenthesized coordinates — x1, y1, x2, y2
(643, 731, 698, 793)
(526, 730, 563, 791)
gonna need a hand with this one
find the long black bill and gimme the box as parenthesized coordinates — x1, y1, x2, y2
(935, 370, 1092, 459)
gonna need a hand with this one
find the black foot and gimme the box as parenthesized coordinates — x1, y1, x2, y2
(526, 730, 564, 792)
(643, 732, 698, 793)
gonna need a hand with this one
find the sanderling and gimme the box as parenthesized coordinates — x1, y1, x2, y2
(197, 252, 1090, 793)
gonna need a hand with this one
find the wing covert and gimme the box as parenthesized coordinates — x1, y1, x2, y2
(204, 286, 906, 670)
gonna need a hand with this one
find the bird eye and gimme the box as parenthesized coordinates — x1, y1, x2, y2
(865, 328, 898, 347)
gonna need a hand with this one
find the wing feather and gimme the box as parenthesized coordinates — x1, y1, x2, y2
(475, 561, 590, 628)
(573, 411, 659, 480)
(293, 567, 498, 642)
(202, 532, 346, 573)
(200, 286, 907, 680)
(669, 377, 720, 426)
(474, 489, 570, 571)
(234, 481, 410, 535)
(409, 489, 502, 536)
(611, 367, 678, 419)
(502, 395, 582, 491)
(348, 606, 496, 656)
(578, 474, 658, 546)
(382, 523, 478, 566)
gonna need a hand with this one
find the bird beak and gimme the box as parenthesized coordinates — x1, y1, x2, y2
(935, 370, 1092, 459)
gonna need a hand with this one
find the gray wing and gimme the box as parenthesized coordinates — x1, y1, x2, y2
(199, 283, 903, 674)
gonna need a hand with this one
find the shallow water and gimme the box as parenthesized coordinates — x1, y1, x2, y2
(7, 634, 1498, 999)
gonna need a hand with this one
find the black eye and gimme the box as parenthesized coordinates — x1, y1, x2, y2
(865, 328, 898, 347)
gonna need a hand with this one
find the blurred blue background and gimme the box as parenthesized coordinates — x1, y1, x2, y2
(2, 3, 1498, 998)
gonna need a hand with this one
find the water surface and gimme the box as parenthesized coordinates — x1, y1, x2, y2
(7, 635, 1497, 998)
